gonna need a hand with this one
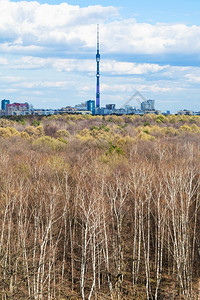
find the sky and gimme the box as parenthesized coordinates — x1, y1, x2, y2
(0, 0, 200, 112)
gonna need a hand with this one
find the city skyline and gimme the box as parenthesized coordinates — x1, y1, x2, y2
(0, 0, 200, 112)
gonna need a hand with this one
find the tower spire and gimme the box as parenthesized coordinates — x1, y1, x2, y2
(96, 24, 100, 108)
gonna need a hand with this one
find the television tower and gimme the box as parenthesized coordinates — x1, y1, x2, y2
(96, 24, 100, 108)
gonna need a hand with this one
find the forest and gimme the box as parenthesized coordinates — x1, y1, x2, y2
(0, 113, 200, 299)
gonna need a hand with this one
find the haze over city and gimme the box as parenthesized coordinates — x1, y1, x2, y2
(0, 0, 200, 112)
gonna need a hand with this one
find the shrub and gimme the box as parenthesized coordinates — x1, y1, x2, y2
(161, 127, 179, 136)
(105, 115, 124, 125)
(31, 120, 41, 127)
(58, 137, 68, 144)
(90, 126, 99, 131)
(20, 132, 30, 139)
(106, 142, 124, 155)
(137, 131, 155, 141)
(56, 129, 70, 138)
(0, 127, 20, 138)
(43, 122, 59, 137)
(77, 128, 90, 137)
(24, 126, 38, 136)
(0, 127, 12, 138)
(101, 123, 110, 132)
(190, 124, 200, 133)
(0, 119, 14, 128)
(180, 125, 192, 133)
(156, 115, 165, 124)
(90, 124, 110, 132)
(6, 127, 20, 136)
(32, 136, 66, 152)
(47, 155, 68, 171)
(143, 129, 150, 135)
(36, 125, 45, 136)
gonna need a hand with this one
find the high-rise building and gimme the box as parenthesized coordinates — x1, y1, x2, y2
(141, 100, 155, 112)
(96, 24, 100, 108)
(6, 102, 29, 116)
(106, 104, 115, 110)
(87, 100, 95, 113)
(1, 99, 10, 110)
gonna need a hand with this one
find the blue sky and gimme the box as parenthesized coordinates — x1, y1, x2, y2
(0, 0, 200, 112)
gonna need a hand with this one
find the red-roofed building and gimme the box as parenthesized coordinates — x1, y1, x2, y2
(6, 102, 29, 116)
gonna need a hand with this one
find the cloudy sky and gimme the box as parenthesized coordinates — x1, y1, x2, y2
(0, 0, 200, 112)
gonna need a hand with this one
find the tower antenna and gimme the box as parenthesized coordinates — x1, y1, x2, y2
(96, 24, 100, 108)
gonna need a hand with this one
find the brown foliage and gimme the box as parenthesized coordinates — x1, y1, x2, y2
(1, 115, 200, 299)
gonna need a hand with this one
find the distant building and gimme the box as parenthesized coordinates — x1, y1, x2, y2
(86, 100, 95, 113)
(124, 105, 135, 114)
(61, 106, 76, 112)
(93, 104, 116, 115)
(1, 99, 10, 110)
(106, 104, 115, 110)
(177, 109, 193, 115)
(6, 102, 29, 116)
(141, 100, 155, 112)
(33, 109, 55, 116)
(95, 107, 113, 115)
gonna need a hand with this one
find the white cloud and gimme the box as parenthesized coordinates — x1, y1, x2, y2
(0, 0, 200, 112)
(53, 58, 165, 75)
(0, 0, 118, 51)
(102, 21, 200, 55)
(0, 88, 19, 93)
(140, 85, 173, 93)
(101, 83, 134, 93)
(102, 83, 173, 93)
(52, 59, 95, 72)
(0, 0, 200, 57)
(13, 80, 70, 89)
(0, 76, 24, 82)
(12, 56, 51, 69)
(102, 61, 168, 74)
(7, 56, 169, 75)
(185, 73, 200, 83)
(0, 57, 8, 64)
(31, 91, 44, 95)
(0, 43, 44, 55)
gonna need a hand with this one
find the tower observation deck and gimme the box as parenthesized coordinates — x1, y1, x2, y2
(96, 24, 100, 108)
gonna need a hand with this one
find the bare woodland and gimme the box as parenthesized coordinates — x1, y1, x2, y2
(0, 113, 200, 299)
